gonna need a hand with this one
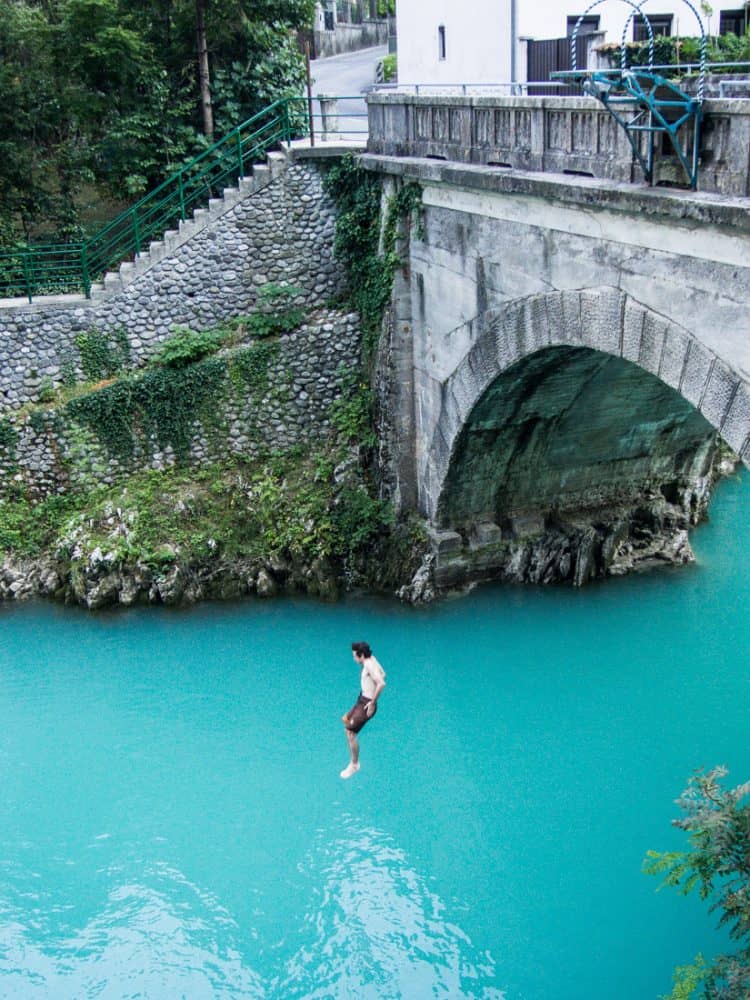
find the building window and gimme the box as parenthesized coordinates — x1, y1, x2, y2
(438, 24, 446, 60)
(719, 8, 748, 34)
(633, 13, 673, 40)
(566, 15, 601, 36)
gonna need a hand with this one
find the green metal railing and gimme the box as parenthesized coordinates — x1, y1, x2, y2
(0, 95, 367, 303)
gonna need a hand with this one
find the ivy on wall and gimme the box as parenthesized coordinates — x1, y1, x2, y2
(58, 289, 303, 462)
(67, 357, 228, 460)
(0, 418, 19, 469)
(75, 328, 131, 382)
(323, 153, 423, 358)
(65, 343, 285, 462)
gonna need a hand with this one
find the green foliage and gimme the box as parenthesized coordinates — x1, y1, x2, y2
(645, 767, 750, 999)
(75, 327, 131, 382)
(63, 314, 286, 461)
(0, 444, 393, 574)
(0, 490, 77, 555)
(0, 417, 19, 470)
(247, 283, 306, 338)
(329, 375, 377, 449)
(0, 0, 315, 245)
(661, 955, 709, 1000)
(332, 482, 393, 558)
(210, 26, 308, 137)
(324, 154, 389, 347)
(381, 53, 397, 83)
(67, 356, 226, 460)
(600, 29, 750, 73)
(228, 341, 279, 392)
(323, 153, 423, 357)
(151, 327, 224, 369)
(38, 379, 56, 404)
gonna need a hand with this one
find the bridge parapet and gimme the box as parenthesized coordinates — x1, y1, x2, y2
(367, 92, 750, 197)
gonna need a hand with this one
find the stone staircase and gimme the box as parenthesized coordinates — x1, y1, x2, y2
(88, 150, 290, 303)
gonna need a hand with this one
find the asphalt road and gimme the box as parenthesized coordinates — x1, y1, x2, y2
(309, 44, 388, 140)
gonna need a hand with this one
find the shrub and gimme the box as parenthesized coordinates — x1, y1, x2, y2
(151, 327, 224, 368)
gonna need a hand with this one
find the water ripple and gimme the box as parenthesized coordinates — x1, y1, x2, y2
(272, 815, 505, 999)
(0, 870, 265, 998)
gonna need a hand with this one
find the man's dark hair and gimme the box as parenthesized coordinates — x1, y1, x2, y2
(352, 641, 372, 659)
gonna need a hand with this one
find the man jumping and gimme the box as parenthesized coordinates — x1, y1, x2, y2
(340, 641, 386, 779)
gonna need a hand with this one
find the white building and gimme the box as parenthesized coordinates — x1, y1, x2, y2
(395, 0, 748, 87)
(395, 0, 513, 85)
(519, 0, 728, 47)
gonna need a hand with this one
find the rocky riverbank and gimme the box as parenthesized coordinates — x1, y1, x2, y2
(0, 528, 427, 610)
(400, 447, 740, 602)
(0, 439, 738, 610)
(0, 445, 428, 610)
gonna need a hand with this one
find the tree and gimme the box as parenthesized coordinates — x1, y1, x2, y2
(195, 0, 214, 138)
(188, 0, 315, 136)
(645, 767, 750, 999)
(0, 0, 316, 246)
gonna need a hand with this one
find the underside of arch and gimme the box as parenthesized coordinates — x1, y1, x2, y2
(438, 345, 718, 529)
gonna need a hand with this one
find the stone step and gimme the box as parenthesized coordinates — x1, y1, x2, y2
(148, 241, 165, 262)
(134, 252, 152, 276)
(208, 197, 224, 217)
(103, 272, 123, 294)
(119, 261, 136, 285)
(162, 229, 180, 251)
(237, 176, 257, 196)
(266, 151, 287, 177)
(81, 145, 291, 303)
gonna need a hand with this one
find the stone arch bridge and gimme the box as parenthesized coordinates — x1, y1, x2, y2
(363, 153, 750, 588)
(1, 122, 748, 591)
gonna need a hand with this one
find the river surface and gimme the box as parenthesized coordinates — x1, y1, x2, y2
(0, 471, 748, 999)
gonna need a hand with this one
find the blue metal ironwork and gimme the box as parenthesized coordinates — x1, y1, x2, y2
(556, 0, 708, 188)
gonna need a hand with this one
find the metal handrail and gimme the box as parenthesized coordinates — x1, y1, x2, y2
(0, 95, 367, 303)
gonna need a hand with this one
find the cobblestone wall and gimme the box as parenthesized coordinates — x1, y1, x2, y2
(0, 310, 360, 499)
(0, 158, 344, 411)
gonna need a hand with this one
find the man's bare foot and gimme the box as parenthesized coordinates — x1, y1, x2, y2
(340, 762, 360, 779)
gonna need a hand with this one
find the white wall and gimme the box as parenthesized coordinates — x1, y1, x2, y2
(518, 0, 710, 44)
(396, 0, 512, 85)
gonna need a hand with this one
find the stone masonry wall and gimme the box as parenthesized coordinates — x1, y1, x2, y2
(0, 157, 343, 411)
(0, 309, 360, 499)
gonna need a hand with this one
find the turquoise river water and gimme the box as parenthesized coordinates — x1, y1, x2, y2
(0, 470, 748, 999)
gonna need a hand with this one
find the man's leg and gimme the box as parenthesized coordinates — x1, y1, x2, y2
(341, 728, 360, 779)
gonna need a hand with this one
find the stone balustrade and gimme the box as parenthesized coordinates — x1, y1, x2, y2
(366, 92, 750, 196)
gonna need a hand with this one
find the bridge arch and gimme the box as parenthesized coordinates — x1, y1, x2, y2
(422, 287, 750, 525)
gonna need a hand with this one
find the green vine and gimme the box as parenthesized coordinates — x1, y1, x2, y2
(151, 327, 224, 368)
(0, 417, 19, 469)
(329, 373, 377, 449)
(228, 341, 280, 394)
(67, 357, 227, 461)
(75, 327, 131, 382)
(247, 283, 306, 338)
(63, 320, 285, 462)
(323, 154, 423, 360)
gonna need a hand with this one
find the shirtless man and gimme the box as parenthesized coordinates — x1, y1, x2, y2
(340, 641, 386, 779)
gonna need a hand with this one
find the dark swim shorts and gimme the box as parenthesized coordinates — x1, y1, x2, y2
(342, 693, 377, 733)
